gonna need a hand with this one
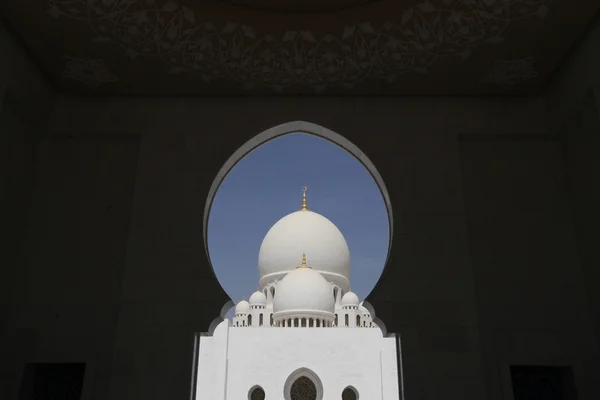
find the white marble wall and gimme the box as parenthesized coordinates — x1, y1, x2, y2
(196, 320, 399, 400)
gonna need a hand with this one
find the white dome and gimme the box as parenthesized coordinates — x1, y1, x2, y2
(341, 291, 359, 307)
(258, 210, 350, 281)
(249, 291, 266, 306)
(235, 300, 249, 314)
(358, 303, 370, 315)
(273, 268, 335, 315)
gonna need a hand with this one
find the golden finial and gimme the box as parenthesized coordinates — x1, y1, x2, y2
(297, 252, 311, 269)
(301, 186, 308, 211)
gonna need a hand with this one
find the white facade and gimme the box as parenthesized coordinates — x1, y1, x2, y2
(194, 189, 401, 400)
(195, 321, 401, 400)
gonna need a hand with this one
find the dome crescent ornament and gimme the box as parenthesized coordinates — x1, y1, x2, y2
(301, 186, 308, 211)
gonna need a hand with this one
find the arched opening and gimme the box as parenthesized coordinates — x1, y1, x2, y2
(342, 386, 358, 400)
(259, 314, 263, 326)
(356, 315, 361, 327)
(248, 315, 252, 326)
(294, 318, 299, 327)
(270, 314, 274, 326)
(204, 122, 393, 328)
(291, 376, 317, 400)
(301, 318, 307, 327)
(345, 314, 349, 327)
(335, 314, 338, 326)
(284, 367, 323, 400)
(249, 385, 266, 400)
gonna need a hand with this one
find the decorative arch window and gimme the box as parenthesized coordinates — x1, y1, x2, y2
(342, 386, 358, 400)
(249, 385, 266, 400)
(284, 368, 323, 400)
(290, 376, 317, 400)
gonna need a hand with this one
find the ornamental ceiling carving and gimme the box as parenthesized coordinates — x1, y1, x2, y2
(1, 0, 599, 95)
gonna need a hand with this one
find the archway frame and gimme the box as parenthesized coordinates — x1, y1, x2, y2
(203, 120, 394, 302)
(342, 385, 360, 400)
(247, 384, 266, 400)
(283, 367, 324, 400)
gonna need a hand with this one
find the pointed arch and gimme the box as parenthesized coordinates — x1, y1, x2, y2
(283, 367, 323, 400)
(342, 386, 359, 400)
(203, 121, 393, 300)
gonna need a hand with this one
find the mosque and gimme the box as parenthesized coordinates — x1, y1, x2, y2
(193, 188, 401, 400)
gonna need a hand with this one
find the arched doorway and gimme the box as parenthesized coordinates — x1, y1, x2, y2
(204, 121, 393, 319)
(283, 367, 323, 400)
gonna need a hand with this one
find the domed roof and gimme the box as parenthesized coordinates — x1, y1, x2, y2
(258, 190, 350, 280)
(273, 256, 335, 315)
(249, 291, 266, 306)
(341, 291, 359, 307)
(235, 300, 249, 314)
(358, 302, 371, 315)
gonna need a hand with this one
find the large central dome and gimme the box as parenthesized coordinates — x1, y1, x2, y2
(257, 189, 350, 290)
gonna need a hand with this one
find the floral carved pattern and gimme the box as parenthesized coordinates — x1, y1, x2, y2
(47, 0, 552, 92)
(290, 376, 317, 400)
(62, 56, 118, 87)
(482, 56, 538, 88)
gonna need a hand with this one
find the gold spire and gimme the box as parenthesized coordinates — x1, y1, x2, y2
(297, 252, 311, 269)
(301, 186, 308, 211)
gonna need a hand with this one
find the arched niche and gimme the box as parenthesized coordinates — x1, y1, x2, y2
(283, 367, 324, 400)
(342, 385, 360, 400)
(203, 121, 394, 312)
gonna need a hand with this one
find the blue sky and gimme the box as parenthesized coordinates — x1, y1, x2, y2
(207, 133, 389, 307)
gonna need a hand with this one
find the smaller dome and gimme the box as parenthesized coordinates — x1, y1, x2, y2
(249, 291, 267, 306)
(235, 300, 249, 314)
(273, 267, 334, 315)
(358, 303, 371, 315)
(341, 291, 359, 307)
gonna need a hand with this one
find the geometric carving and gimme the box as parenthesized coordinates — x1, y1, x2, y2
(48, 0, 552, 92)
(482, 56, 538, 89)
(62, 56, 118, 87)
(290, 376, 317, 400)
